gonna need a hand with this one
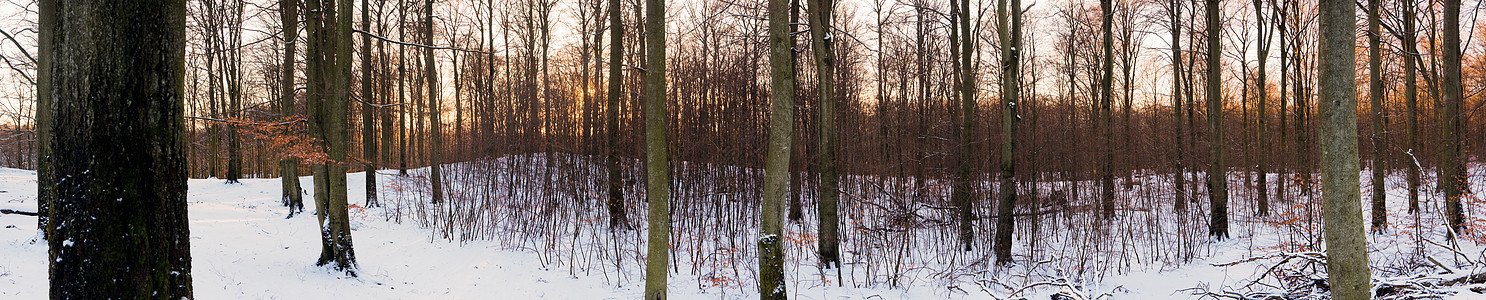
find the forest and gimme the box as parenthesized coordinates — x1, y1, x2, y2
(0, 0, 1483, 298)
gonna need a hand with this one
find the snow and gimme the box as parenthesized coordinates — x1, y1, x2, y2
(0, 163, 1481, 299)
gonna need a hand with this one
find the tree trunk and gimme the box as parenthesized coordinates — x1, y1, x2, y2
(1367, 0, 1385, 230)
(1441, 0, 1464, 234)
(994, 0, 1021, 265)
(760, 0, 793, 297)
(426, 0, 443, 205)
(307, 0, 357, 276)
(35, 0, 53, 238)
(1317, 0, 1371, 296)
(1253, 0, 1269, 217)
(1403, 0, 1419, 214)
(47, 0, 193, 296)
(362, 0, 379, 208)
(1099, 0, 1115, 219)
(605, 0, 628, 230)
(1206, 0, 1228, 239)
(641, 0, 670, 298)
(1170, 0, 1187, 211)
(280, 0, 305, 217)
(807, 0, 842, 267)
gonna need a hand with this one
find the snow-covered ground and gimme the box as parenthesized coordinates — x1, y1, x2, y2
(0, 165, 1481, 299)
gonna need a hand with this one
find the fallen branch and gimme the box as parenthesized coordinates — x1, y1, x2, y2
(1, 209, 39, 216)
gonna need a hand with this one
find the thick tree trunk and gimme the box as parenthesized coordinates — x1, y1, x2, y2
(641, 0, 670, 298)
(760, 0, 793, 297)
(46, 0, 193, 297)
(1317, 0, 1371, 296)
(307, 0, 357, 276)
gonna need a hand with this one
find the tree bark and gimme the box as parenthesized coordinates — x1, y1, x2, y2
(994, 0, 1021, 265)
(1170, 0, 1187, 211)
(807, 0, 842, 267)
(605, 0, 628, 230)
(280, 0, 305, 217)
(35, 0, 54, 238)
(1441, 0, 1464, 234)
(641, 0, 670, 298)
(1099, 0, 1116, 220)
(306, 0, 358, 276)
(1317, 0, 1371, 296)
(1403, 0, 1419, 214)
(1206, 0, 1229, 239)
(760, 0, 793, 297)
(1253, 0, 1269, 217)
(425, 0, 443, 205)
(1367, 0, 1385, 230)
(47, 0, 193, 297)
(362, 0, 379, 208)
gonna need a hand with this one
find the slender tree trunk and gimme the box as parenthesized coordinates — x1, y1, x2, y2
(807, 0, 842, 266)
(226, 0, 244, 184)
(362, 0, 379, 208)
(397, 0, 408, 176)
(47, 0, 193, 296)
(948, 0, 975, 253)
(760, 0, 794, 297)
(280, 0, 305, 217)
(605, 0, 628, 230)
(1367, 0, 1385, 230)
(641, 0, 670, 297)
(426, 0, 444, 205)
(1099, 0, 1115, 219)
(1253, 0, 1269, 217)
(1206, 0, 1228, 239)
(993, 0, 1021, 264)
(1317, 0, 1371, 296)
(35, 0, 53, 238)
(1171, 0, 1187, 211)
(1441, 0, 1464, 234)
(1403, 0, 1419, 214)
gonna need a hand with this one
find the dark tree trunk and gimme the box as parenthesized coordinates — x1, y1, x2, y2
(35, 0, 54, 239)
(306, 0, 357, 276)
(605, 0, 628, 230)
(1205, 0, 1229, 239)
(47, 0, 193, 297)
(279, 0, 305, 217)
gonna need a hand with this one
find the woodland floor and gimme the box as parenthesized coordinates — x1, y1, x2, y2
(0, 163, 1482, 299)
